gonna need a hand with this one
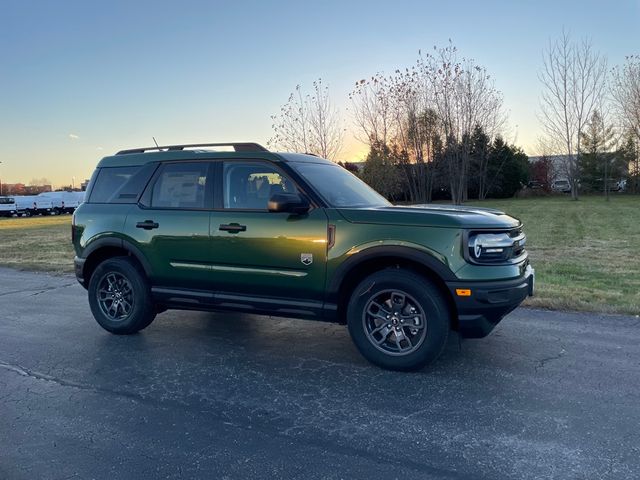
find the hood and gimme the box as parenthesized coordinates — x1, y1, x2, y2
(337, 204, 521, 229)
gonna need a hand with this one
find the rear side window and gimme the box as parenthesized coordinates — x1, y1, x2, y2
(149, 162, 210, 209)
(89, 167, 141, 203)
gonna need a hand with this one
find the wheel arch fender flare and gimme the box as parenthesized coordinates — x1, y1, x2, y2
(82, 237, 153, 280)
(327, 245, 457, 305)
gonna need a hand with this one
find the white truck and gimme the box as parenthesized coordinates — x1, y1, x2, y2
(37, 191, 85, 214)
(15, 196, 53, 216)
(0, 197, 17, 217)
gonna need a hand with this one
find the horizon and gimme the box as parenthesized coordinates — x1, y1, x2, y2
(0, 0, 637, 188)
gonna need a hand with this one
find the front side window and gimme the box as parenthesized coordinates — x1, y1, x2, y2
(150, 162, 209, 209)
(223, 162, 298, 210)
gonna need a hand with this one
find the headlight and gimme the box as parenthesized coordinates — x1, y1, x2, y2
(467, 229, 526, 264)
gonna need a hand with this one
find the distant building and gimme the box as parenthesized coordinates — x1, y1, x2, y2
(1, 183, 52, 195)
(2, 183, 26, 195)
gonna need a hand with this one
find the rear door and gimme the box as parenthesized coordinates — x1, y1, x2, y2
(208, 160, 329, 304)
(124, 161, 214, 288)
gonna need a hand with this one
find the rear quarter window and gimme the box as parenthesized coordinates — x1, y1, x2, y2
(88, 166, 143, 203)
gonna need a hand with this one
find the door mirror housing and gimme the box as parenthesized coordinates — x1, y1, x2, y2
(268, 193, 310, 215)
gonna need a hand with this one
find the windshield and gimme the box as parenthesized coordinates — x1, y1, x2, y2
(291, 162, 391, 208)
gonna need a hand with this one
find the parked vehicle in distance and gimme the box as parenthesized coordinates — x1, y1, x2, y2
(551, 179, 571, 193)
(595, 178, 623, 193)
(617, 179, 627, 192)
(526, 180, 546, 190)
(15, 196, 53, 216)
(0, 196, 17, 217)
(38, 191, 85, 214)
(72, 142, 534, 371)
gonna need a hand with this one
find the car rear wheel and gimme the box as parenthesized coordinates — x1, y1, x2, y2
(347, 269, 450, 371)
(88, 257, 156, 334)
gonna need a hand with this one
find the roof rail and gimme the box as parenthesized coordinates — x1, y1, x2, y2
(115, 142, 268, 155)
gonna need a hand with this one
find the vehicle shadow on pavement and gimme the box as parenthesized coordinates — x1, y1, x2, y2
(119, 309, 478, 373)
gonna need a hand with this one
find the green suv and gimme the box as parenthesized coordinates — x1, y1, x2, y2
(73, 142, 534, 371)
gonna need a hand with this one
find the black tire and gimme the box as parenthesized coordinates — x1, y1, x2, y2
(347, 268, 450, 371)
(88, 257, 156, 334)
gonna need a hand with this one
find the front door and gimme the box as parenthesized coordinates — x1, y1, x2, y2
(209, 160, 329, 304)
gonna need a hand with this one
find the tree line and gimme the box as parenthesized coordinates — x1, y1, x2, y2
(269, 37, 640, 203)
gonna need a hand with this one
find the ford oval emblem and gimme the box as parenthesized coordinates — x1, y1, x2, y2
(471, 237, 482, 258)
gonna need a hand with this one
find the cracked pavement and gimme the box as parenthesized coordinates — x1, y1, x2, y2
(0, 267, 639, 479)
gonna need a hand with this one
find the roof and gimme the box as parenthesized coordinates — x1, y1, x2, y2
(96, 142, 333, 168)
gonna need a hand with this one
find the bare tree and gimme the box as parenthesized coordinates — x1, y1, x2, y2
(386, 68, 439, 203)
(348, 73, 394, 146)
(538, 31, 607, 200)
(269, 79, 343, 160)
(612, 57, 640, 193)
(611, 55, 640, 144)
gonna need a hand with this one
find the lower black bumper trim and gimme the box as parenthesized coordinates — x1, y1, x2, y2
(74, 256, 86, 288)
(446, 265, 534, 338)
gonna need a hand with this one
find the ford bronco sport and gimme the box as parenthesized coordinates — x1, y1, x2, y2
(72, 142, 534, 371)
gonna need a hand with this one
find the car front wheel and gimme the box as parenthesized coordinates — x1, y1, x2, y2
(88, 257, 156, 334)
(347, 269, 450, 371)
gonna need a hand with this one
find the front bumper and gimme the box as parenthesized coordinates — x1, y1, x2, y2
(446, 265, 534, 338)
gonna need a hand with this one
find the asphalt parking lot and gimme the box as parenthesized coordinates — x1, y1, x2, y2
(1, 268, 639, 479)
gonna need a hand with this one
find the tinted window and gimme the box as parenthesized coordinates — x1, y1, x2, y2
(150, 162, 209, 209)
(109, 163, 158, 203)
(89, 167, 140, 203)
(223, 162, 298, 210)
(291, 162, 390, 208)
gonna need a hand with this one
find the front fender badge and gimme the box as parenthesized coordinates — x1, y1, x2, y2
(301, 253, 313, 266)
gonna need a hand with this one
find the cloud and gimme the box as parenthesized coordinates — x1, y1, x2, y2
(68, 133, 79, 140)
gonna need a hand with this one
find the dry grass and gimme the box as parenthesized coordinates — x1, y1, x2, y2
(0, 215, 74, 273)
(1, 196, 639, 314)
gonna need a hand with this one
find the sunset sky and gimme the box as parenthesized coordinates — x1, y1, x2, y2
(0, 0, 637, 187)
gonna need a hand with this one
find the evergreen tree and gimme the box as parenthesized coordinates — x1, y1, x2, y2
(360, 141, 402, 200)
(485, 137, 529, 198)
(579, 110, 617, 198)
(469, 125, 491, 199)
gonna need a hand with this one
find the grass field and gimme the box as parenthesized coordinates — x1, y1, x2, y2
(0, 215, 74, 274)
(1, 196, 639, 314)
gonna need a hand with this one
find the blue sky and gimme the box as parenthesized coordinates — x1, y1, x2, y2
(0, 0, 638, 186)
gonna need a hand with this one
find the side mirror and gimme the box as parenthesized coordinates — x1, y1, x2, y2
(268, 193, 310, 215)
